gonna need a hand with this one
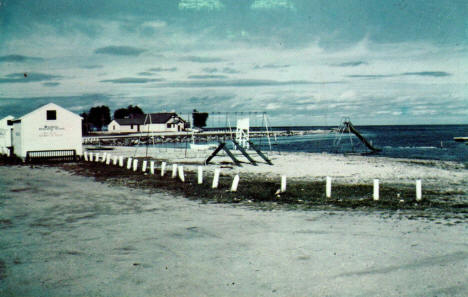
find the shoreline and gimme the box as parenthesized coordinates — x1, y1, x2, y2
(2, 148, 467, 220)
(57, 151, 468, 221)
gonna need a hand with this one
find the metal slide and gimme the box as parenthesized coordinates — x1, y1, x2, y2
(344, 121, 381, 152)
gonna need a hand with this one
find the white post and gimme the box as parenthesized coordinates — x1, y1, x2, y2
(416, 180, 422, 201)
(89, 152, 93, 162)
(198, 166, 203, 184)
(326, 176, 332, 198)
(142, 160, 147, 172)
(95, 153, 100, 162)
(212, 168, 220, 189)
(280, 175, 287, 193)
(102, 152, 107, 163)
(178, 166, 185, 182)
(133, 159, 138, 171)
(106, 154, 111, 165)
(373, 179, 379, 201)
(161, 162, 166, 176)
(113, 156, 117, 165)
(127, 157, 132, 169)
(119, 156, 124, 167)
(150, 161, 155, 174)
(171, 164, 178, 178)
(231, 175, 240, 192)
(84, 151, 88, 161)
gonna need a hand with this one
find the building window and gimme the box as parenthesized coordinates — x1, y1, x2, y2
(167, 123, 171, 128)
(47, 110, 56, 120)
(131, 124, 134, 129)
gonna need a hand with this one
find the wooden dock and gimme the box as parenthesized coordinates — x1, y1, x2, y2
(82, 129, 329, 146)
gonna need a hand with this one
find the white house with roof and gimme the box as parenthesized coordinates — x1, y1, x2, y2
(0, 115, 14, 156)
(10, 103, 83, 160)
(144, 113, 187, 132)
(108, 116, 145, 133)
(108, 113, 187, 133)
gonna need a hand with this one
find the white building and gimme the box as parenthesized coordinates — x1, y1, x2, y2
(144, 113, 187, 132)
(10, 103, 83, 160)
(0, 115, 14, 156)
(108, 113, 187, 133)
(108, 116, 145, 133)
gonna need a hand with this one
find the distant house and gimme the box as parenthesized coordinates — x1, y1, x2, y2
(144, 113, 187, 132)
(108, 116, 145, 133)
(108, 113, 187, 133)
(9, 103, 82, 160)
(0, 115, 14, 156)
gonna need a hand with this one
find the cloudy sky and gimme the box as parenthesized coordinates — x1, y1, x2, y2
(0, 0, 466, 125)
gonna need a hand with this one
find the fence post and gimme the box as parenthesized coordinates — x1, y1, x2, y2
(416, 180, 422, 201)
(198, 166, 203, 184)
(102, 152, 107, 163)
(178, 166, 185, 182)
(127, 157, 132, 169)
(212, 168, 220, 189)
(113, 156, 117, 165)
(326, 176, 332, 198)
(106, 154, 111, 165)
(231, 175, 240, 192)
(89, 152, 93, 162)
(142, 160, 147, 172)
(161, 162, 166, 176)
(150, 161, 155, 174)
(119, 156, 124, 167)
(95, 153, 100, 162)
(373, 179, 379, 201)
(281, 175, 287, 193)
(133, 159, 138, 171)
(84, 151, 88, 161)
(171, 164, 178, 178)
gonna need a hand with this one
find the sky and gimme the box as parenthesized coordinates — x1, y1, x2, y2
(0, 0, 467, 126)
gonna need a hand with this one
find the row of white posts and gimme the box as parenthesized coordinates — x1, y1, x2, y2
(83, 152, 423, 200)
(280, 175, 423, 201)
(83, 151, 241, 192)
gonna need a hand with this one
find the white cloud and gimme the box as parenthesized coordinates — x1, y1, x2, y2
(141, 21, 167, 30)
(266, 102, 282, 110)
(178, 0, 224, 11)
(339, 90, 357, 100)
(251, 0, 296, 11)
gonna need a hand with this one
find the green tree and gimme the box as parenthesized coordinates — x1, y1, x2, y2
(113, 105, 144, 119)
(192, 109, 209, 128)
(80, 112, 90, 135)
(87, 105, 111, 131)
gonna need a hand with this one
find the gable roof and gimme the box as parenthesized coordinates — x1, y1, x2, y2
(145, 113, 186, 124)
(113, 115, 145, 126)
(18, 103, 82, 121)
(113, 113, 186, 126)
(0, 115, 14, 127)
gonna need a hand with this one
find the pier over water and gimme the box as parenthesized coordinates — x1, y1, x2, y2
(83, 129, 326, 146)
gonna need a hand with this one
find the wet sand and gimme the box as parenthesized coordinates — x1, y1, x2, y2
(1, 165, 467, 296)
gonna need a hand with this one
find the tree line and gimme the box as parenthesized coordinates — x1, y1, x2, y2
(81, 105, 208, 134)
(80, 105, 144, 134)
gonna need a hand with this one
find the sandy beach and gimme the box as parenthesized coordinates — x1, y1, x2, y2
(1, 165, 467, 296)
(88, 146, 468, 192)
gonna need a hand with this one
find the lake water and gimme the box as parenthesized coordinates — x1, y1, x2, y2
(252, 125, 468, 163)
(140, 125, 467, 163)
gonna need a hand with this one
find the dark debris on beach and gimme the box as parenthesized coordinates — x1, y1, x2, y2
(51, 160, 468, 220)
